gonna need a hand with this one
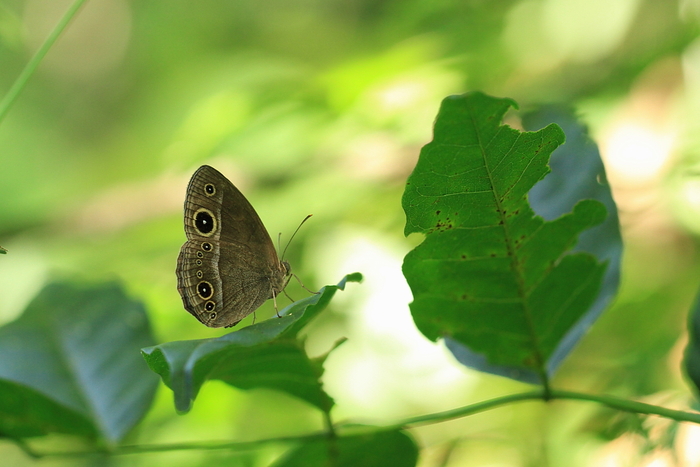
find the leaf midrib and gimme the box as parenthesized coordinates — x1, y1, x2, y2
(469, 106, 548, 384)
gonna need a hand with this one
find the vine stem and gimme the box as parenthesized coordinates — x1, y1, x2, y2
(0, 0, 89, 125)
(14, 389, 700, 458)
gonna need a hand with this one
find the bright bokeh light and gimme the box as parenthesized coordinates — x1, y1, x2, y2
(601, 122, 676, 183)
(503, 0, 640, 73)
(310, 228, 478, 420)
(542, 0, 640, 63)
(676, 422, 700, 465)
(641, 452, 674, 467)
(679, 178, 700, 208)
(590, 435, 645, 467)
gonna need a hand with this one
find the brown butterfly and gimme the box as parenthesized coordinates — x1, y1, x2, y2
(176, 165, 291, 327)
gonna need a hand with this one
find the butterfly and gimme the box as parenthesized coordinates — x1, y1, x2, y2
(176, 165, 292, 327)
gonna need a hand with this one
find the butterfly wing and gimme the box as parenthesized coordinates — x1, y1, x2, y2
(176, 165, 289, 327)
(177, 240, 279, 327)
(183, 165, 276, 250)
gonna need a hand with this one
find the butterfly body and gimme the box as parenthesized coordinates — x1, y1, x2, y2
(176, 165, 291, 328)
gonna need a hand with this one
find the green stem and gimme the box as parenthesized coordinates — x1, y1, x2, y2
(355, 388, 700, 429)
(16, 389, 700, 458)
(324, 410, 339, 467)
(15, 432, 328, 458)
(0, 0, 89, 125)
(370, 389, 548, 429)
(551, 389, 700, 423)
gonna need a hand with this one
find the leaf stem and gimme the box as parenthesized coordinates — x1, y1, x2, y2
(0, 0, 89, 125)
(324, 409, 339, 467)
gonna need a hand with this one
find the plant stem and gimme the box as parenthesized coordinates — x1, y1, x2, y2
(0, 0, 89, 125)
(324, 409, 339, 467)
(342, 388, 700, 430)
(370, 389, 548, 429)
(550, 390, 700, 423)
(15, 432, 328, 458)
(16, 388, 700, 458)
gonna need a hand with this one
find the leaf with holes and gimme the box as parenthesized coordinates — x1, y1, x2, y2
(402, 93, 611, 384)
(142, 273, 361, 414)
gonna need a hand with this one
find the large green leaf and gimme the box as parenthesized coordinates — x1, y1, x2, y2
(402, 92, 608, 384)
(444, 104, 623, 382)
(142, 273, 361, 414)
(271, 429, 418, 467)
(0, 282, 158, 442)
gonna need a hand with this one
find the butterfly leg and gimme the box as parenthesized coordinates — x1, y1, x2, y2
(292, 273, 319, 295)
(283, 289, 296, 303)
(272, 290, 281, 318)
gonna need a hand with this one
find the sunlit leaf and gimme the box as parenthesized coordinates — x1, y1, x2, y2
(272, 429, 418, 467)
(0, 282, 158, 442)
(402, 92, 609, 384)
(444, 104, 623, 382)
(142, 273, 361, 414)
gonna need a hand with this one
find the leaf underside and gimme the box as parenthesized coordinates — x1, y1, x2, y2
(402, 92, 610, 384)
(0, 282, 158, 442)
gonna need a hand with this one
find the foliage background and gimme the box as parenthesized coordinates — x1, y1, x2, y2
(1, 0, 700, 465)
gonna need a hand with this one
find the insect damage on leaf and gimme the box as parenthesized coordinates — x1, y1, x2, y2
(402, 92, 611, 384)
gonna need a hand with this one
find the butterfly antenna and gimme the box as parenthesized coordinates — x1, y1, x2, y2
(280, 214, 313, 261)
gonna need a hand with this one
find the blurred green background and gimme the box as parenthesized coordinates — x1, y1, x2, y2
(2, 0, 700, 465)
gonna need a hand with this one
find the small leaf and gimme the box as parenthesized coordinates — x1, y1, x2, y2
(142, 274, 361, 414)
(0, 282, 158, 442)
(402, 92, 609, 384)
(272, 429, 418, 467)
(0, 246, 6, 254)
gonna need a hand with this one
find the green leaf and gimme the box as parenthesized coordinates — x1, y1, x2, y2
(402, 92, 609, 384)
(142, 273, 361, 414)
(0, 282, 158, 442)
(271, 429, 418, 467)
(0, 246, 6, 254)
(444, 105, 623, 382)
